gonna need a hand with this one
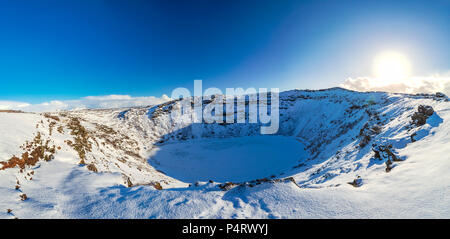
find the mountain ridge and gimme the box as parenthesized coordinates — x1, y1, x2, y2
(0, 88, 449, 218)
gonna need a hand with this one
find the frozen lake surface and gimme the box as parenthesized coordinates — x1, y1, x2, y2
(148, 136, 308, 183)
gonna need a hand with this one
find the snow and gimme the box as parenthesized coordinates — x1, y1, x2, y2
(0, 113, 41, 159)
(0, 89, 449, 218)
(148, 136, 307, 183)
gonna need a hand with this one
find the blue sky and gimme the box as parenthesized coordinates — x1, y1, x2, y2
(0, 0, 449, 103)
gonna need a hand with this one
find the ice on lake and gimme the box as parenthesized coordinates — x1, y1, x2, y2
(148, 136, 308, 183)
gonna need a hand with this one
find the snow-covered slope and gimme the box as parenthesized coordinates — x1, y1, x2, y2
(0, 88, 449, 218)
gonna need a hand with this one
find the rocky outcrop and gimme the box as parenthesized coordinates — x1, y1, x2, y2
(411, 105, 434, 126)
(434, 92, 448, 101)
(372, 144, 403, 172)
(348, 176, 363, 187)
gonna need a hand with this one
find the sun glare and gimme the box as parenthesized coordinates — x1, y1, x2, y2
(373, 51, 411, 85)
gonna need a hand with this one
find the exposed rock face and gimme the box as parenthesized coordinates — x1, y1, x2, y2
(150, 182, 163, 190)
(418, 105, 434, 116)
(434, 92, 448, 101)
(358, 122, 382, 148)
(86, 163, 98, 172)
(348, 176, 363, 187)
(372, 144, 402, 172)
(20, 194, 28, 201)
(219, 182, 239, 191)
(411, 105, 434, 126)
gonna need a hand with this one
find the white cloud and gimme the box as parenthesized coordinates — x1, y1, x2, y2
(340, 73, 450, 95)
(0, 101, 31, 110)
(0, 94, 171, 112)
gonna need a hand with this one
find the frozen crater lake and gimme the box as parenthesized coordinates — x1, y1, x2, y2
(148, 136, 308, 183)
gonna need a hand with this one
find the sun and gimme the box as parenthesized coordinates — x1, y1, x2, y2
(373, 51, 411, 85)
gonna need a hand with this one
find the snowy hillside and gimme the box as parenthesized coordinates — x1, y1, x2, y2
(0, 88, 449, 218)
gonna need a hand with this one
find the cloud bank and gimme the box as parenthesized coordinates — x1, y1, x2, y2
(340, 73, 450, 95)
(0, 94, 171, 112)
